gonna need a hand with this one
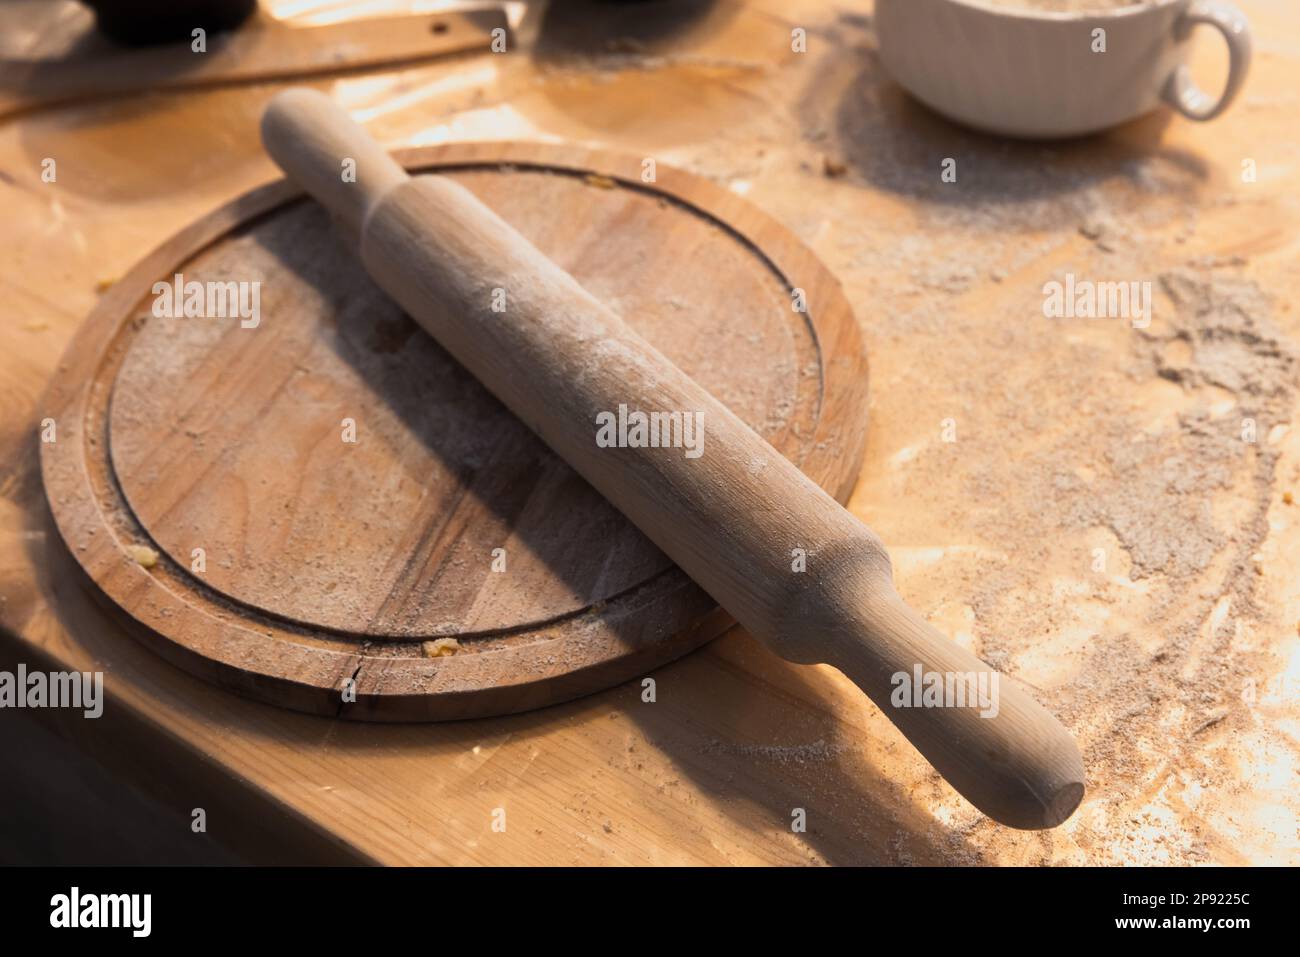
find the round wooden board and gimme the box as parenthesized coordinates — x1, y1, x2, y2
(40, 141, 870, 720)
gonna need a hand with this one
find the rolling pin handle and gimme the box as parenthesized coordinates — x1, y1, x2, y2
(260, 88, 410, 234)
(777, 538, 1085, 830)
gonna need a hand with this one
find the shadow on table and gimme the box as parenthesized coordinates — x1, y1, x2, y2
(805, 40, 1210, 229)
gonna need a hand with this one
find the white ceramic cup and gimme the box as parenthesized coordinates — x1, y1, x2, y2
(874, 0, 1252, 138)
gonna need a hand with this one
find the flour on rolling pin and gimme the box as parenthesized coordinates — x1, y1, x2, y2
(259, 88, 1085, 828)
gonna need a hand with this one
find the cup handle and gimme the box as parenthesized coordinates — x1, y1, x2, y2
(1161, 0, 1252, 121)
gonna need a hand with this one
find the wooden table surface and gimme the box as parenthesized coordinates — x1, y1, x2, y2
(2, 0, 1298, 865)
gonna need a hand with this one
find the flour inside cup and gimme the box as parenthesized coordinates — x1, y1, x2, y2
(976, 0, 1155, 11)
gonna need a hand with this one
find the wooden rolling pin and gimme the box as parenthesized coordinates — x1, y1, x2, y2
(261, 88, 1085, 829)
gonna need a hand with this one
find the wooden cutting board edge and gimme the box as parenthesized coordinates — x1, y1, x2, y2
(37, 140, 871, 721)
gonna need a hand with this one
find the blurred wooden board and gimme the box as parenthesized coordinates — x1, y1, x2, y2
(0, 9, 506, 119)
(39, 142, 869, 720)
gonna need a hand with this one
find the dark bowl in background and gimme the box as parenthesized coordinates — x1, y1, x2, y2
(79, 0, 258, 46)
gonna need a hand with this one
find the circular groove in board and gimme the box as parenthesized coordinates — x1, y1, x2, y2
(40, 142, 870, 720)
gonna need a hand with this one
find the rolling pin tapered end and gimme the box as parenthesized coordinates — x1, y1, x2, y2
(1041, 780, 1086, 830)
(993, 728, 1086, 830)
(261, 87, 409, 234)
(785, 560, 1086, 830)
